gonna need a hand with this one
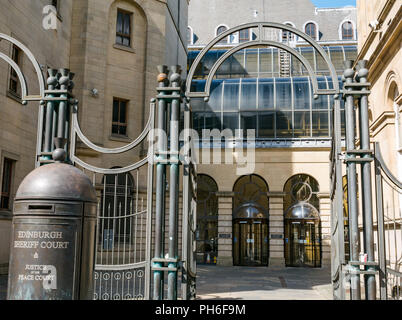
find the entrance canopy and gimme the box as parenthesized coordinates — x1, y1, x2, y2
(233, 203, 268, 219)
(285, 203, 319, 220)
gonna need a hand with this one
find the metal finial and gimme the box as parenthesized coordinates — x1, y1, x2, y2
(52, 137, 67, 162)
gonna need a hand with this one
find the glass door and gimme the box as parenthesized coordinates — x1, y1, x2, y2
(285, 219, 321, 267)
(233, 219, 269, 266)
(291, 222, 303, 266)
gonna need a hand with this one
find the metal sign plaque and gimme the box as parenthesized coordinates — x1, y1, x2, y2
(8, 222, 77, 300)
(218, 233, 231, 239)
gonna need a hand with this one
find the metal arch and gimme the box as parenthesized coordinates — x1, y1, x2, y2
(71, 101, 155, 154)
(71, 155, 148, 175)
(186, 22, 340, 97)
(0, 33, 46, 102)
(189, 40, 328, 99)
(374, 142, 402, 189)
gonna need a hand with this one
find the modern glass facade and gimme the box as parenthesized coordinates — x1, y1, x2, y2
(187, 46, 355, 141)
(190, 76, 345, 139)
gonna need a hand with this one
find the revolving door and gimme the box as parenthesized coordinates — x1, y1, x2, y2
(285, 203, 321, 267)
(233, 217, 269, 266)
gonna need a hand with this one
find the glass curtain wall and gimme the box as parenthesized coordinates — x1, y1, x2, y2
(191, 76, 344, 139)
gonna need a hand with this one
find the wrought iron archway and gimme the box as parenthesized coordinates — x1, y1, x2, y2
(186, 21, 345, 297)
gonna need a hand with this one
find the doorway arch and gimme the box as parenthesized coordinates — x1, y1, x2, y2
(283, 174, 321, 267)
(232, 174, 269, 266)
(196, 174, 219, 264)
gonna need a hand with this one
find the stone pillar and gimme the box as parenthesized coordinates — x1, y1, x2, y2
(216, 192, 233, 266)
(268, 192, 286, 267)
(319, 193, 331, 267)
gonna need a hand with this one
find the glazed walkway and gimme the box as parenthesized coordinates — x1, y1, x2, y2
(196, 265, 333, 300)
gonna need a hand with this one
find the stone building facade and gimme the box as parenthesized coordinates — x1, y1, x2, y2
(356, 0, 402, 287)
(188, 0, 357, 46)
(0, 0, 188, 274)
(356, 0, 401, 181)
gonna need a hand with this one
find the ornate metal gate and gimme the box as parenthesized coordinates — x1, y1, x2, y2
(34, 66, 199, 300)
(34, 68, 156, 300)
(332, 61, 402, 300)
(0, 31, 197, 300)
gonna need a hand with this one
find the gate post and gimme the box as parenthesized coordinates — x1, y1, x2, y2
(153, 65, 169, 300)
(356, 60, 376, 300)
(343, 60, 361, 299)
(167, 65, 182, 300)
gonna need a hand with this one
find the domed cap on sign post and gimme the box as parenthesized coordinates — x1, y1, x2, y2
(15, 163, 97, 203)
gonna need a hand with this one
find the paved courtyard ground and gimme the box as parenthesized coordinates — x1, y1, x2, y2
(196, 265, 333, 300)
(0, 265, 333, 300)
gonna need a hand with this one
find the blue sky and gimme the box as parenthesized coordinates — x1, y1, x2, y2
(311, 0, 356, 7)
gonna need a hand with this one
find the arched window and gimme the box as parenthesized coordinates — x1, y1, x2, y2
(233, 175, 269, 266)
(341, 21, 354, 40)
(233, 174, 268, 213)
(305, 22, 317, 40)
(387, 81, 402, 171)
(100, 171, 135, 252)
(282, 22, 295, 42)
(216, 25, 228, 44)
(196, 174, 218, 264)
(284, 174, 321, 267)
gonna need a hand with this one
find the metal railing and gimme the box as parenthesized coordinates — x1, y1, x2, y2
(374, 142, 402, 300)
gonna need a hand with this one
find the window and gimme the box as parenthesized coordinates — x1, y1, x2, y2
(8, 45, 22, 97)
(305, 22, 317, 40)
(216, 25, 228, 44)
(112, 98, 128, 136)
(1, 158, 14, 210)
(239, 29, 250, 43)
(282, 23, 295, 42)
(50, 0, 62, 20)
(116, 9, 132, 47)
(341, 21, 354, 40)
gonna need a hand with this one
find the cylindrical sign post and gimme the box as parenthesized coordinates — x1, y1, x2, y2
(7, 148, 97, 300)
